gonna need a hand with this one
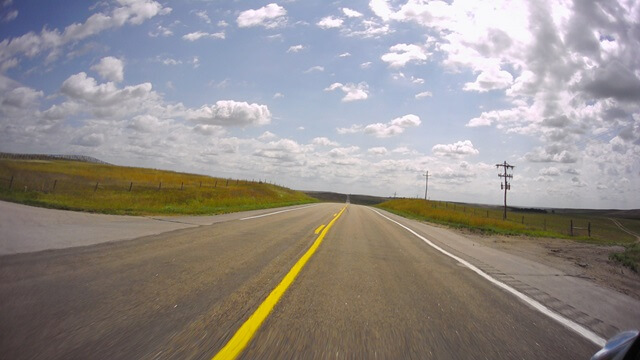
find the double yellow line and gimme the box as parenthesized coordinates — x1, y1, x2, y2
(212, 205, 348, 360)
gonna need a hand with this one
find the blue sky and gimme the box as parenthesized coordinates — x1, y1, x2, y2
(1, 0, 639, 209)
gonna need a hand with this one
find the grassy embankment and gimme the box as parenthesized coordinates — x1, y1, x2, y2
(377, 198, 640, 271)
(0, 159, 316, 215)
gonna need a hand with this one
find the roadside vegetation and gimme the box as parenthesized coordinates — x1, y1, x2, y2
(0, 159, 315, 215)
(377, 198, 640, 271)
(610, 243, 640, 272)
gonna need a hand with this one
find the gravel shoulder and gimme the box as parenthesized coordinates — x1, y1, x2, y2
(464, 231, 640, 301)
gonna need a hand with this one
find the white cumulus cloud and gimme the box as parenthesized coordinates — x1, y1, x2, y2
(194, 10, 210, 23)
(415, 91, 432, 99)
(182, 31, 225, 41)
(60, 72, 153, 109)
(338, 114, 421, 138)
(342, 8, 363, 18)
(369, 0, 393, 21)
(90, 56, 124, 83)
(381, 43, 428, 68)
(539, 167, 561, 176)
(368, 146, 388, 155)
(317, 16, 343, 29)
(312, 137, 339, 146)
(432, 140, 479, 157)
(463, 67, 514, 92)
(186, 100, 272, 127)
(304, 66, 324, 73)
(287, 44, 305, 53)
(324, 82, 369, 102)
(0, 0, 170, 69)
(237, 3, 286, 29)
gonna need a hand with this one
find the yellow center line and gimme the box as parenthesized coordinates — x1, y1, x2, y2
(212, 205, 348, 360)
(314, 224, 325, 234)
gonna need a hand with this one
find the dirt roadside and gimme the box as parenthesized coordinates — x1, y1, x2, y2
(456, 229, 640, 301)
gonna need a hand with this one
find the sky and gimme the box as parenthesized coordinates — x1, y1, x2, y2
(0, 0, 639, 209)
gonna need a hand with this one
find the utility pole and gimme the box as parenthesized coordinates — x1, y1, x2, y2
(423, 171, 431, 200)
(496, 161, 514, 220)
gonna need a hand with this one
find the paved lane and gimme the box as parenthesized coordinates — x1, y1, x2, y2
(0, 203, 600, 359)
(0, 203, 342, 359)
(240, 205, 597, 359)
(0, 200, 320, 254)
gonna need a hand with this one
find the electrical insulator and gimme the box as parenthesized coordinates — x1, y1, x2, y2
(501, 184, 504, 190)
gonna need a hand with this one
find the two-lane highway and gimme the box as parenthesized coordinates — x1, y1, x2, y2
(0, 203, 599, 359)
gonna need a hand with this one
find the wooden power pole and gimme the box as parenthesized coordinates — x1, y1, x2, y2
(496, 161, 514, 220)
(423, 171, 431, 200)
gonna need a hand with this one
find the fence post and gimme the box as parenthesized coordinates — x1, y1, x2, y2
(226, 179, 229, 187)
(94, 181, 99, 192)
(521, 216, 524, 224)
(9, 175, 13, 190)
(52, 179, 57, 192)
(236, 179, 239, 185)
(199, 181, 202, 188)
(588, 222, 591, 237)
(181, 182, 184, 190)
(159, 181, 162, 190)
(544, 219, 546, 231)
(129, 182, 133, 192)
(214, 180, 217, 188)
(570, 220, 573, 236)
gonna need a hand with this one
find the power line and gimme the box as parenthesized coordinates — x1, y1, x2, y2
(496, 161, 514, 220)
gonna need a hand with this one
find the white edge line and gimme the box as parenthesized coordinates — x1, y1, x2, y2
(239, 204, 319, 221)
(371, 208, 606, 347)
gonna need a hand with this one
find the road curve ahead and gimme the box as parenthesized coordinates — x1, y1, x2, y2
(0, 204, 598, 359)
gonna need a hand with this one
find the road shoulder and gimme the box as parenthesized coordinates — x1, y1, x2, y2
(0, 200, 316, 255)
(372, 207, 640, 339)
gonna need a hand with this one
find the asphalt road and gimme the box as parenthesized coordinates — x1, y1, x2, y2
(0, 203, 599, 359)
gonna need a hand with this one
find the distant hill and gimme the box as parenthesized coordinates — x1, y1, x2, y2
(0, 152, 110, 165)
(304, 191, 390, 206)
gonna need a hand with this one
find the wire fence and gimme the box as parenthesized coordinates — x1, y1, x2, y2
(0, 174, 278, 195)
(425, 200, 593, 237)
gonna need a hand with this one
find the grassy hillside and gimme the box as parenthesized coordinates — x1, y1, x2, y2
(304, 191, 390, 206)
(377, 198, 640, 271)
(0, 158, 315, 215)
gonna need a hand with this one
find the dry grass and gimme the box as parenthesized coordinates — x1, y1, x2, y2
(377, 198, 638, 245)
(0, 159, 315, 215)
(378, 198, 640, 272)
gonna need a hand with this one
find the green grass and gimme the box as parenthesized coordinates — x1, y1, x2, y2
(610, 243, 640, 272)
(377, 198, 640, 271)
(377, 198, 637, 243)
(0, 159, 316, 215)
(377, 199, 565, 237)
